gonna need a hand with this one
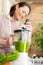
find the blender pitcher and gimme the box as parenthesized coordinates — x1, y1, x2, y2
(14, 19, 32, 52)
(14, 27, 31, 52)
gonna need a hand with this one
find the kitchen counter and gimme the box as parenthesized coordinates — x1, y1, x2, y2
(10, 53, 43, 65)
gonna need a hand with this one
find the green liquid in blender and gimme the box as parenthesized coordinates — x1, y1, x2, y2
(15, 40, 30, 52)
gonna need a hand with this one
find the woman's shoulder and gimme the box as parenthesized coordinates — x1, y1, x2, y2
(0, 14, 9, 26)
(0, 14, 8, 19)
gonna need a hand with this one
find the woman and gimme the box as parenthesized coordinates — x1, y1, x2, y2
(0, 2, 31, 55)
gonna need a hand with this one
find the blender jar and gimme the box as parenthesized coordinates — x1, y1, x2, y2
(14, 28, 31, 52)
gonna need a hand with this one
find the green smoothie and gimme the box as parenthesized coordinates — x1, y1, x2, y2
(15, 40, 30, 52)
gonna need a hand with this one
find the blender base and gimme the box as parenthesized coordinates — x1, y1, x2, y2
(10, 53, 32, 65)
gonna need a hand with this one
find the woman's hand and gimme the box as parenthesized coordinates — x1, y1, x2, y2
(6, 35, 14, 46)
(24, 22, 32, 31)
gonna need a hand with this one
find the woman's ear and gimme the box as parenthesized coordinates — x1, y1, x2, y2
(16, 4, 19, 10)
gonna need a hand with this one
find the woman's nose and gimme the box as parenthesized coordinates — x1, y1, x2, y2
(22, 13, 26, 17)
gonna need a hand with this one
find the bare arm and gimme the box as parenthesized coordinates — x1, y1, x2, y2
(0, 39, 7, 45)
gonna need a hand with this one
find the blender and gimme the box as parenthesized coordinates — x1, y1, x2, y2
(10, 19, 32, 65)
(14, 27, 31, 52)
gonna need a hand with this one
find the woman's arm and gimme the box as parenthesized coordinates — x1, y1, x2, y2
(0, 39, 7, 45)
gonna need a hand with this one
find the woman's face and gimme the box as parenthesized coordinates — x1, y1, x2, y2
(14, 5, 30, 20)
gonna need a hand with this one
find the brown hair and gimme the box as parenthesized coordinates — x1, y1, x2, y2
(10, 2, 31, 17)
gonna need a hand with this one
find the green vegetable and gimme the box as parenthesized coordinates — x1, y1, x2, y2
(0, 53, 6, 65)
(0, 51, 19, 65)
(15, 40, 30, 52)
(6, 51, 19, 61)
(0, 53, 4, 59)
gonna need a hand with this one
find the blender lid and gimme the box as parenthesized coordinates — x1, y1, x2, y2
(14, 28, 30, 33)
(14, 29, 21, 32)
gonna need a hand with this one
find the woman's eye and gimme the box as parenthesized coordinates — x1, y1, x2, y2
(22, 11, 26, 13)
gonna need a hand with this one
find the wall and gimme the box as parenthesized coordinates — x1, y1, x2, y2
(28, 3, 43, 56)
(0, 0, 2, 14)
(0, 0, 11, 15)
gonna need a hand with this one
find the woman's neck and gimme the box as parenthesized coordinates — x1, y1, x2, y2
(7, 14, 17, 21)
